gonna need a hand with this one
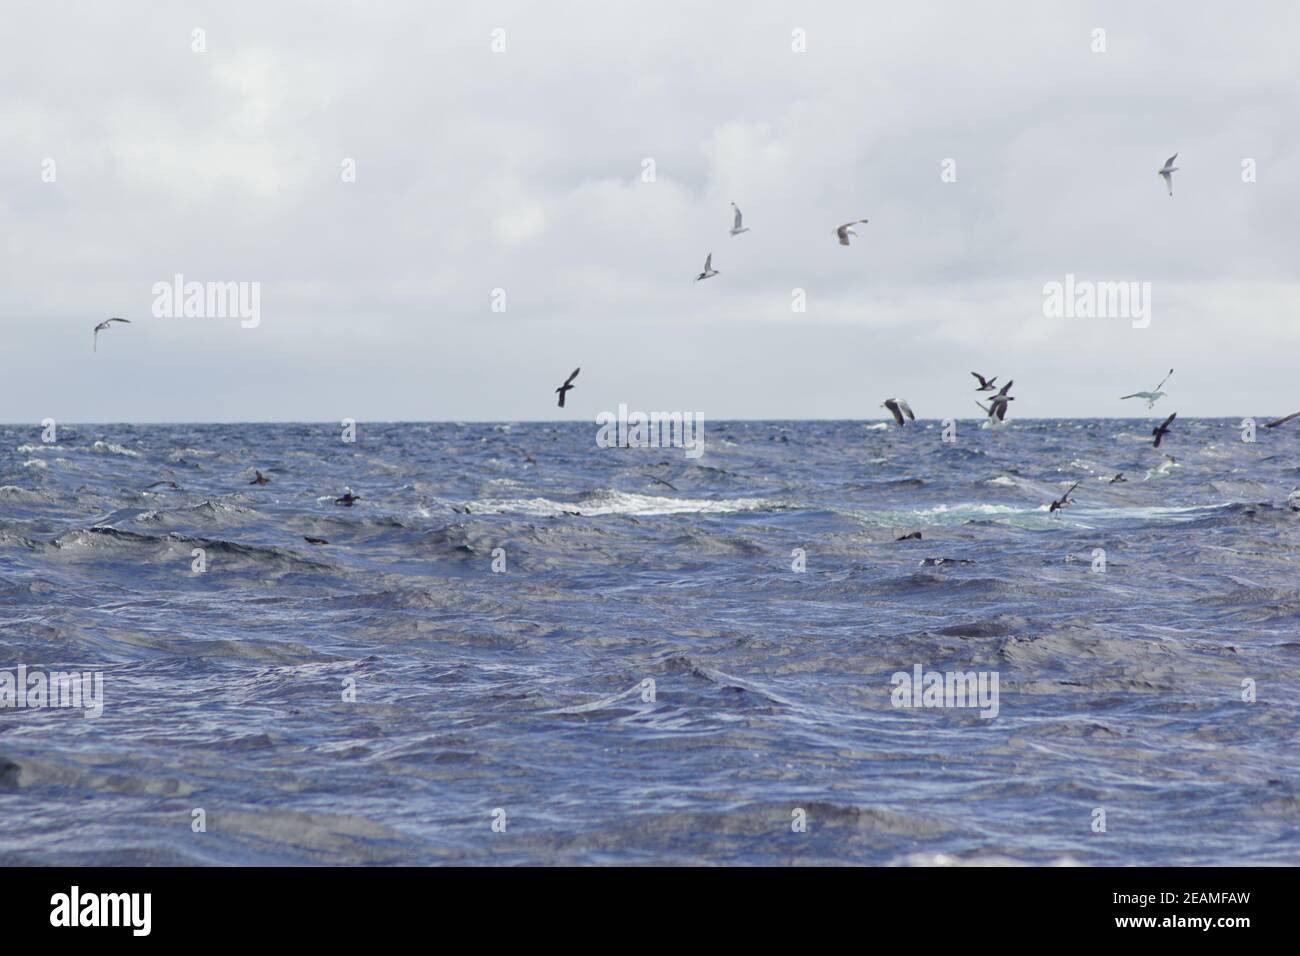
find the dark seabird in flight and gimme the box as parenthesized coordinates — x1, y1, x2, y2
(971, 372, 998, 392)
(304, 536, 329, 545)
(695, 253, 719, 280)
(983, 380, 1015, 420)
(144, 480, 180, 490)
(1109, 473, 1127, 484)
(249, 470, 270, 485)
(895, 531, 922, 541)
(92, 317, 130, 352)
(975, 399, 1009, 424)
(334, 489, 361, 506)
(1049, 480, 1080, 513)
(835, 219, 869, 246)
(1152, 412, 1177, 448)
(882, 398, 915, 426)
(555, 367, 580, 408)
(1265, 410, 1300, 429)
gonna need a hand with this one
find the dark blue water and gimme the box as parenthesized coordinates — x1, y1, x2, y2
(1, 419, 1297, 865)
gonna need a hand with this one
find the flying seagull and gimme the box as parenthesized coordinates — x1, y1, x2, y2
(986, 380, 1015, 418)
(1158, 153, 1179, 196)
(882, 398, 915, 426)
(836, 220, 869, 246)
(555, 367, 580, 408)
(249, 470, 270, 486)
(696, 253, 719, 280)
(976, 399, 1009, 424)
(334, 488, 362, 506)
(971, 372, 998, 392)
(1152, 412, 1177, 448)
(1265, 410, 1300, 429)
(729, 203, 749, 237)
(1121, 369, 1173, 409)
(92, 317, 130, 352)
(1049, 480, 1081, 513)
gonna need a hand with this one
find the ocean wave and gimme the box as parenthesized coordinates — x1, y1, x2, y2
(466, 488, 777, 517)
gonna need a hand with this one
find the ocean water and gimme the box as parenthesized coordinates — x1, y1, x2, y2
(1, 418, 1298, 866)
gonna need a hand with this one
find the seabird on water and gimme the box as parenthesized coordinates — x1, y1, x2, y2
(1152, 411, 1177, 448)
(92, 317, 130, 352)
(881, 398, 915, 426)
(555, 367, 580, 408)
(729, 203, 749, 237)
(1121, 369, 1173, 409)
(1158, 153, 1179, 196)
(1288, 489, 1300, 512)
(971, 372, 998, 392)
(696, 253, 719, 280)
(1049, 480, 1080, 513)
(334, 488, 362, 506)
(1265, 410, 1300, 429)
(895, 531, 922, 541)
(835, 220, 869, 246)
(249, 470, 270, 485)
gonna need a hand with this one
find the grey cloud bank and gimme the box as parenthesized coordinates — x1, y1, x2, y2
(2, 1, 1297, 422)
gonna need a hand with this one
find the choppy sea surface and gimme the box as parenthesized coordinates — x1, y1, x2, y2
(1, 419, 1298, 866)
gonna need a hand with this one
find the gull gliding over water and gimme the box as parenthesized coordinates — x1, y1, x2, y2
(729, 203, 749, 237)
(1049, 481, 1081, 513)
(1158, 153, 1179, 196)
(835, 220, 869, 246)
(696, 253, 719, 280)
(92, 317, 130, 352)
(987, 380, 1014, 415)
(975, 399, 1007, 425)
(1121, 369, 1173, 409)
(1265, 410, 1300, 429)
(971, 372, 998, 392)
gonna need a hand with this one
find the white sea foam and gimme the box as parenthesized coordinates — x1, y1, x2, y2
(468, 489, 772, 517)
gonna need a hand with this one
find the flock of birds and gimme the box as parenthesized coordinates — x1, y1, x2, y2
(85, 150, 1300, 515)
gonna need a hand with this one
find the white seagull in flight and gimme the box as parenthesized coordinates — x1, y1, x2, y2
(1158, 153, 1179, 196)
(729, 203, 749, 237)
(836, 219, 869, 246)
(1121, 369, 1173, 409)
(92, 317, 130, 352)
(695, 253, 719, 281)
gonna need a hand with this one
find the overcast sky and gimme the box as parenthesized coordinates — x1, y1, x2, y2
(2, 1, 1297, 423)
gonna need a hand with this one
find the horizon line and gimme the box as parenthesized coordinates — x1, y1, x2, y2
(0, 415, 1270, 427)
